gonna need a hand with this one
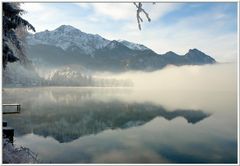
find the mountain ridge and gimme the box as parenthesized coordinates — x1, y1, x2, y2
(26, 25, 216, 72)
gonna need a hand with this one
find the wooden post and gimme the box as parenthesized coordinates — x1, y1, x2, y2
(3, 121, 7, 127)
(3, 127, 14, 144)
(17, 104, 20, 113)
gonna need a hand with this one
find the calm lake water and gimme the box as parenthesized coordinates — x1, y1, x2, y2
(2, 86, 237, 163)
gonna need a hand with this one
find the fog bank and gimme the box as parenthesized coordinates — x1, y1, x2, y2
(101, 63, 237, 92)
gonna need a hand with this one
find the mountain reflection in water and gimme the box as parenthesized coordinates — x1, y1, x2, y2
(2, 86, 237, 163)
(4, 98, 210, 143)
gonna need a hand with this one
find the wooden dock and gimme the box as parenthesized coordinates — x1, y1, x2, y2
(2, 104, 21, 144)
(2, 104, 21, 114)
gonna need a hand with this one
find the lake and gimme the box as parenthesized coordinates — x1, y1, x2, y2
(2, 64, 238, 163)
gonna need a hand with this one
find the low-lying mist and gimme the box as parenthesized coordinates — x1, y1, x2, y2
(4, 63, 237, 113)
(3, 61, 237, 92)
(97, 63, 237, 92)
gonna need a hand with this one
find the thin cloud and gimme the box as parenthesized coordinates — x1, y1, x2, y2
(145, 3, 183, 20)
(21, 3, 66, 31)
(92, 3, 136, 20)
(75, 3, 135, 21)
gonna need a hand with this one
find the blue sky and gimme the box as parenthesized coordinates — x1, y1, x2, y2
(21, 2, 238, 62)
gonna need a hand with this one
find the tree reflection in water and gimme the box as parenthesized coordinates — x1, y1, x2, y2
(4, 99, 210, 143)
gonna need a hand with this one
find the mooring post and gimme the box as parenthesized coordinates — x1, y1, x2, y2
(3, 127, 14, 144)
(17, 104, 20, 113)
(3, 121, 7, 127)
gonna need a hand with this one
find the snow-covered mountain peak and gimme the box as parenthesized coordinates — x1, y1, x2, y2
(53, 25, 82, 35)
(118, 40, 149, 51)
(105, 40, 122, 49)
(27, 25, 153, 55)
(27, 25, 110, 54)
(56, 25, 78, 31)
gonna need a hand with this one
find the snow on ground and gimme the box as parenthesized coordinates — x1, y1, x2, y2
(3, 138, 38, 163)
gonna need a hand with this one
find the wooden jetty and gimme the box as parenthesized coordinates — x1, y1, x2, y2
(2, 104, 21, 114)
(2, 104, 21, 144)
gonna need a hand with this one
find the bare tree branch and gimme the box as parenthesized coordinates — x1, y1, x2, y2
(134, 2, 152, 30)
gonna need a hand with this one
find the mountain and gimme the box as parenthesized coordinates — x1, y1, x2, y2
(27, 25, 110, 54)
(118, 40, 150, 51)
(5, 96, 209, 143)
(26, 25, 216, 72)
(184, 48, 216, 64)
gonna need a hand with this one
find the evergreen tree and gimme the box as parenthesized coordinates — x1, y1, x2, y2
(2, 2, 35, 69)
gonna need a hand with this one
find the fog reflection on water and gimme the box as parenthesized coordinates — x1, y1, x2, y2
(3, 87, 210, 143)
(2, 86, 237, 163)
